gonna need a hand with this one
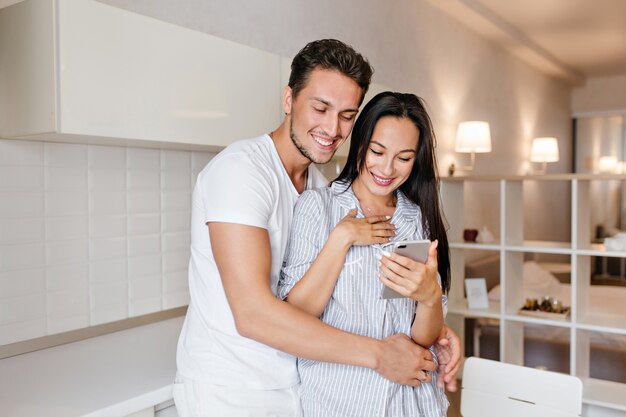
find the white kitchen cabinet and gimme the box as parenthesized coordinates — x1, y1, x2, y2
(0, 0, 282, 150)
(442, 174, 626, 415)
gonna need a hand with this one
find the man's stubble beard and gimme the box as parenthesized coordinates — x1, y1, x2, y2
(289, 114, 335, 165)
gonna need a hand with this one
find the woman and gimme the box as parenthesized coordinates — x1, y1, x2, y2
(278, 91, 450, 417)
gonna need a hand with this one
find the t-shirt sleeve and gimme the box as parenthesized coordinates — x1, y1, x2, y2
(197, 153, 274, 229)
(277, 191, 325, 300)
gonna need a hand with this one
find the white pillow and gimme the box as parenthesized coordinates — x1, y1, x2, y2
(488, 261, 561, 301)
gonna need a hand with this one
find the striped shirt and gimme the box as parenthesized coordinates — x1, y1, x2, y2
(278, 180, 449, 417)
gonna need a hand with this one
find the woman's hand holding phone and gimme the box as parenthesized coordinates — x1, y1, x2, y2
(378, 240, 442, 305)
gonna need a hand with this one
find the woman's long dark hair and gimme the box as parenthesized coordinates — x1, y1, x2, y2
(332, 91, 450, 293)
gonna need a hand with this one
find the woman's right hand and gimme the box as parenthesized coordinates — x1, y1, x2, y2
(331, 208, 396, 248)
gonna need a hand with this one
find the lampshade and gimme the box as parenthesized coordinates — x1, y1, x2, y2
(599, 156, 617, 173)
(455, 121, 492, 153)
(530, 137, 559, 162)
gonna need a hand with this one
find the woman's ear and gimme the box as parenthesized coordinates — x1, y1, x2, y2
(282, 85, 293, 115)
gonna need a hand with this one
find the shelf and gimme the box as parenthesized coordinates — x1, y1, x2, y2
(576, 243, 626, 257)
(449, 242, 501, 250)
(447, 300, 500, 319)
(442, 173, 626, 182)
(504, 313, 572, 328)
(582, 378, 626, 411)
(441, 175, 626, 412)
(577, 314, 626, 335)
(504, 240, 572, 254)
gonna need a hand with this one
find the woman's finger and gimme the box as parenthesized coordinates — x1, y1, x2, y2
(378, 272, 408, 296)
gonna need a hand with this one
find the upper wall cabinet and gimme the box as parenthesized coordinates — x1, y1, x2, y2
(0, 0, 282, 150)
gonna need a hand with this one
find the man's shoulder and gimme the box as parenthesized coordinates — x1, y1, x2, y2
(215, 135, 274, 163)
(202, 135, 276, 176)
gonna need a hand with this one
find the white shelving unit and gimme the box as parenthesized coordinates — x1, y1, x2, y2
(441, 174, 626, 415)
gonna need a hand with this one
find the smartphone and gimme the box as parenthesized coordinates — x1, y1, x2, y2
(381, 239, 431, 299)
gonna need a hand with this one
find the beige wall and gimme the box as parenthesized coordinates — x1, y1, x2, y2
(572, 75, 626, 114)
(98, 0, 574, 241)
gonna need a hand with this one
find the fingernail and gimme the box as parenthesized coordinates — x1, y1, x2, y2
(382, 250, 391, 257)
(385, 215, 391, 219)
(375, 253, 382, 260)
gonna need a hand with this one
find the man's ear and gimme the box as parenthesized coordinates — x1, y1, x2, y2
(282, 85, 293, 115)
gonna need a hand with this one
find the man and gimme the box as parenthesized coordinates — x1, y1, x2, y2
(174, 39, 461, 417)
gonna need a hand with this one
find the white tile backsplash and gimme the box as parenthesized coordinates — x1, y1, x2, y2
(128, 254, 162, 278)
(45, 191, 87, 216)
(128, 235, 161, 257)
(129, 297, 162, 317)
(90, 259, 127, 285)
(47, 314, 89, 335)
(0, 243, 45, 271)
(46, 215, 88, 240)
(162, 232, 190, 252)
(47, 287, 89, 317)
(130, 275, 162, 299)
(90, 281, 128, 308)
(89, 191, 126, 215)
(128, 213, 160, 235)
(0, 268, 45, 298)
(127, 169, 160, 190)
(0, 217, 45, 244)
(45, 239, 89, 266)
(161, 170, 191, 190)
(45, 167, 87, 190)
(162, 211, 190, 233)
(127, 148, 160, 170)
(0, 192, 44, 218)
(90, 304, 127, 325)
(162, 191, 191, 212)
(89, 237, 127, 261)
(0, 166, 44, 190)
(89, 146, 126, 169)
(89, 169, 126, 191)
(44, 142, 88, 167)
(0, 139, 215, 344)
(127, 191, 160, 213)
(46, 263, 89, 291)
(0, 293, 46, 325)
(161, 150, 190, 170)
(162, 251, 189, 274)
(0, 140, 43, 166)
(89, 215, 126, 238)
(0, 318, 47, 345)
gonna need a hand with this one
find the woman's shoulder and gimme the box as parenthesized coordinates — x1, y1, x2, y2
(298, 186, 334, 206)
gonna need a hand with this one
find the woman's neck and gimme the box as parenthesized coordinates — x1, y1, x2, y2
(352, 177, 396, 217)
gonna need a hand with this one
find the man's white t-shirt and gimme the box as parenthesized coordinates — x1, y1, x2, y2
(176, 134, 327, 389)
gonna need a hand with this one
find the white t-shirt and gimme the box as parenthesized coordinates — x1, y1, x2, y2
(176, 134, 327, 389)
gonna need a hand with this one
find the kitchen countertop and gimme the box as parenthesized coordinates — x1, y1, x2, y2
(0, 316, 183, 417)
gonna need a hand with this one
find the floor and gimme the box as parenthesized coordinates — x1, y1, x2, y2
(447, 382, 462, 417)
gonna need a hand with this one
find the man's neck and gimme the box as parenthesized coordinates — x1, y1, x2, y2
(270, 122, 311, 194)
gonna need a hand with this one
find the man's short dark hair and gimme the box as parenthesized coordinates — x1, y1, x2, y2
(289, 39, 373, 105)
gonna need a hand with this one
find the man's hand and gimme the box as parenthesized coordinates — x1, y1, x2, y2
(374, 334, 437, 387)
(433, 325, 462, 391)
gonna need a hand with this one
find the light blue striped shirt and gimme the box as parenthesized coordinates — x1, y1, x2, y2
(278, 181, 449, 417)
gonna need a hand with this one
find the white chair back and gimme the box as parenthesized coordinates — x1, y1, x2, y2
(461, 357, 582, 417)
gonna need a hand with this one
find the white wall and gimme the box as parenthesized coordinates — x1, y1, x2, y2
(96, 0, 573, 240)
(572, 75, 626, 114)
(0, 0, 578, 344)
